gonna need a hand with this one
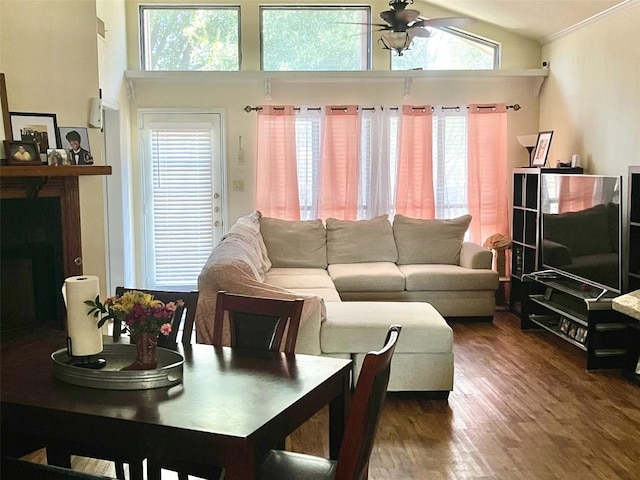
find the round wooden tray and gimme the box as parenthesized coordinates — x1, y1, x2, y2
(51, 343, 184, 390)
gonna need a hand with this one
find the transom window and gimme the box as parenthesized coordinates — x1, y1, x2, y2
(261, 6, 371, 71)
(392, 26, 499, 70)
(140, 6, 240, 71)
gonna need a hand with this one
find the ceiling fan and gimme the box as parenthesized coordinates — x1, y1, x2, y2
(372, 0, 472, 56)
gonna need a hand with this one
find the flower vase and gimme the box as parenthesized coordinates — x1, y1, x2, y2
(124, 332, 158, 370)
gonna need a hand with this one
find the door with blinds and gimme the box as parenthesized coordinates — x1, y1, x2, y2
(139, 110, 225, 290)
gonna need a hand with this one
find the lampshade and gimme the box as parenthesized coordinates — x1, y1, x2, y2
(517, 134, 538, 148)
(379, 31, 413, 56)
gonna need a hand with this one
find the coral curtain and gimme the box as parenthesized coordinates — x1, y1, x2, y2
(395, 105, 435, 218)
(255, 106, 301, 220)
(557, 176, 597, 213)
(319, 106, 360, 220)
(467, 104, 509, 245)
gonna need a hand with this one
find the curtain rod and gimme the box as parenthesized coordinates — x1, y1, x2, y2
(244, 104, 521, 113)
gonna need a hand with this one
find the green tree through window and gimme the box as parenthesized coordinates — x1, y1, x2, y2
(261, 7, 371, 71)
(141, 7, 240, 71)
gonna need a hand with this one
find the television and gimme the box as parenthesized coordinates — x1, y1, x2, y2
(539, 174, 623, 294)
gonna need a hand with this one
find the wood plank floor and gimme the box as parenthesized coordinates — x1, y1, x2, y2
(22, 311, 640, 479)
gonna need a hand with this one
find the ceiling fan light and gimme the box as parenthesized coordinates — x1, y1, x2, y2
(379, 31, 412, 56)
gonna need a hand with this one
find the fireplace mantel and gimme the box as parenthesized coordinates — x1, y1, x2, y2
(0, 165, 112, 278)
(0, 165, 112, 177)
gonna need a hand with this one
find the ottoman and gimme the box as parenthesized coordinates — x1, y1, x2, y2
(321, 301, 454, 395)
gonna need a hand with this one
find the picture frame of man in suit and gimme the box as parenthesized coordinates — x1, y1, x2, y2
(59, 126, 93, 165)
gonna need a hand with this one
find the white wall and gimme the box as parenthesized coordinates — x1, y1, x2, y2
(539, 3, 640, 176)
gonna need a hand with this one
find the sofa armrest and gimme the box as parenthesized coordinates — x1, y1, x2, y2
(542, 239, 572, 266)
(460, 242, 493, 269)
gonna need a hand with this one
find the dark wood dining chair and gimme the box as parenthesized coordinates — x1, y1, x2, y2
(213, 291, 305, 353)
(147, 291, 306, 480)
(257, 324, 402, 480)
(2, 456, 118, 480)
(47, 288, 199, 480)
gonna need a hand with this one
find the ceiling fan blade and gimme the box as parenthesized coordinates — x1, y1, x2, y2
(408, 27, 431, 38)
(335, 22, 394, 28)
(412, 17, 473, 29)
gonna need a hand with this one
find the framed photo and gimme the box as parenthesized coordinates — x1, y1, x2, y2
(0, 73, 10, 160)
(559, 317, 571, 335)
(567, 323, 578, 339)
(58, 126, 94, 165)
(9, 112, 60, 163)
(531, 130, 553, 167)
(4, 140, 41, 166)
(575, 327, 588, 344)
(47, 148, 70, 166)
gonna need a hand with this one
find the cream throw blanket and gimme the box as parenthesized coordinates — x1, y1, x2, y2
(195, 211, 325, 354)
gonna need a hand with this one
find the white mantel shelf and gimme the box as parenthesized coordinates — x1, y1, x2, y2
(125, 68, 549, 98)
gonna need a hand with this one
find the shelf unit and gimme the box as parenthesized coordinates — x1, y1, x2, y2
(521, 273, 627, 370)
(627, 166, 640, 292)
(509, 167, 583, 314)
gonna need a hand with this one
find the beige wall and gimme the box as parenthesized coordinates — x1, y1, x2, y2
(0, 0, 130, 298)
(539, 3, 640, 176)
(0, 0, 109, 296)
(129, 74, 542, 227)
(124, 0, 543, 230)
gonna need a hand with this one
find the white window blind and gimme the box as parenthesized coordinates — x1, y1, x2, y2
(295, 109, 322, 220)
(433, 109, 468, 219)
(142, 117, 221, 289)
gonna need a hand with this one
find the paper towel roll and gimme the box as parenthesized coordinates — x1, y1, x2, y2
(62, 276, 103, 357)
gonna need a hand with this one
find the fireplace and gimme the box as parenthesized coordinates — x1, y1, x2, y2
(1, 197, 65, 335)
(0, 169, 92, 342)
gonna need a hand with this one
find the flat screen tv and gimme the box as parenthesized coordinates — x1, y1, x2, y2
(540, 174, 623, 294)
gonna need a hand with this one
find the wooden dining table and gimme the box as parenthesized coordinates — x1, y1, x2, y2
(0, 333, 352, 480)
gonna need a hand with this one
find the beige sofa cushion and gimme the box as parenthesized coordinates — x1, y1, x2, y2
(259, 217, 327, 268)
(265, 268, 336, 290)
(326, 215, 398, 264)
(328, 262, 405, 292)
(393, 214, 472, 265)
(399, 264, 499, 291)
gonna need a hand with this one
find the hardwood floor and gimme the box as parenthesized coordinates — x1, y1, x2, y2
(22, 311, 640, 479)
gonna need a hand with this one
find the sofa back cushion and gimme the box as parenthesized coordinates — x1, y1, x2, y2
(326, 215, 398, 264)
(543, 203, 612, 257)
(393, 214, 472, 265)
(259, 217, 328, 268)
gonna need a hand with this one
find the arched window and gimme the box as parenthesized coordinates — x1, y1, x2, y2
(392, 26, 499, 70)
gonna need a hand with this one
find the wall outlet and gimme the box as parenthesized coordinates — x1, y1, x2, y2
(232, 180, 244, 192)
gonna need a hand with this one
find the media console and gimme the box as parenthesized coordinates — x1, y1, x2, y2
(520, 271, 627, 370)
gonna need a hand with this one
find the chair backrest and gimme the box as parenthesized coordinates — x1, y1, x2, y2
(213, 291, 305, 353)
(114, 287, 199, 346)
(1, 456, 117, 480)
(335, 324, 402, 480)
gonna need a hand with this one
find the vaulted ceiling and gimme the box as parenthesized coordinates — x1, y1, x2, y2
(422, 0, 627, 41)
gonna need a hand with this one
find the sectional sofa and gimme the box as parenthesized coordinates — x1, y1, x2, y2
(195, 211, 498, 393)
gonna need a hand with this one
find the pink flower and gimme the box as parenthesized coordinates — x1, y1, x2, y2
(160, 323, 172, 336)
(165, 301, 177, 313)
